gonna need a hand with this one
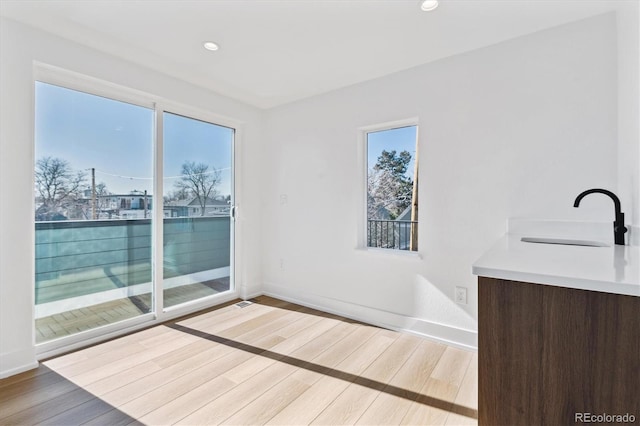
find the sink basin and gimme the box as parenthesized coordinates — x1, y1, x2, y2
(521, 237, 609, 247)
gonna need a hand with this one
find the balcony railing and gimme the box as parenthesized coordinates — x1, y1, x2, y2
(35, 216, 230, 321)
(367, 219, 418, 251)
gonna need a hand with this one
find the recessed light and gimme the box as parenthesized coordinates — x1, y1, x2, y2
(203, 41, 219, 51)
(420, 0, 439, 11)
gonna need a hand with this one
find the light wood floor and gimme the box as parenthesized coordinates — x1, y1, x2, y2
(0, 296, 478, 425)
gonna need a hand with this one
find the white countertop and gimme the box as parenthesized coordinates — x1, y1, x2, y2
(473, 234, 640, 297)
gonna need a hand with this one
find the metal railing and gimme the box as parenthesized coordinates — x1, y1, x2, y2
(367, 219, 418, 251)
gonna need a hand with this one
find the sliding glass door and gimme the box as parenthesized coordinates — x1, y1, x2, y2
(34, 78, 235, 346)
(162, 112, 234, 308)
(34, 82, 154, 343)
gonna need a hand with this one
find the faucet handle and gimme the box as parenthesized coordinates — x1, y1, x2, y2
(614, 224, 628, 233)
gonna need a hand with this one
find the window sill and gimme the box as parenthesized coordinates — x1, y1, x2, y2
(355, 247, 423, 260)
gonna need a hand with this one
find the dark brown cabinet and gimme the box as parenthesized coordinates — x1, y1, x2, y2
(478, 276, 640, 426)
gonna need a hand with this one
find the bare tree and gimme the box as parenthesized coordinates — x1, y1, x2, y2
(94, 182, 112, 215)
(35, 157, 86, 220)
(95, 182, 109, 196)
(174, 161, 221, 216)
(164, 188, 190, 204)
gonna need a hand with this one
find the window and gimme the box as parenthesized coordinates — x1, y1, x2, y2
(366, 125, 418, 251)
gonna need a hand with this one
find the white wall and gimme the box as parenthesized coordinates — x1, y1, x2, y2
(261, 13, 622, 348)
(0, 17, 264, 377)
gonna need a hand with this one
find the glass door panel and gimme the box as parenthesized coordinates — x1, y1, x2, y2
(34, 82, 154, 343)
(162, 112, 234, 308)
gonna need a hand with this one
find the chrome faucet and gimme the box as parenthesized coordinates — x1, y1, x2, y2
(573, 188, 627, 245)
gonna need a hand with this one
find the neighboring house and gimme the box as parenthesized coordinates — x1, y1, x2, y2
(118, 209, 150, 219)
(35, 191, 153, 221)
(91, 191, 152, 219)
(96, 191, 152, 211)
(395, 206, 415, 250)
(164, 197, 230, 218)
(396, 206, 412, 221)
(370, 205, 391, 220)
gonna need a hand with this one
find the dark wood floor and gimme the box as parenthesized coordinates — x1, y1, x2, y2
(1, 296, 477, 425)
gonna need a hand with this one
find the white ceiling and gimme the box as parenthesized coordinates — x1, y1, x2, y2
(0, 0, 629, 109)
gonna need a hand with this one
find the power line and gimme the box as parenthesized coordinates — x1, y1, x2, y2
(94, 167, 231, 180)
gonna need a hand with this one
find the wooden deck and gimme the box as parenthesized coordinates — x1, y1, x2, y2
(3, 296, 477, 425)
(35, 278, 230, 343)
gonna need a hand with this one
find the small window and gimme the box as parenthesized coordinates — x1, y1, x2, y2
(366, 125, 418, 251)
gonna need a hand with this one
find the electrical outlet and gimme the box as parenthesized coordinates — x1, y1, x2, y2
(455, 286, 467, 304)
(279, 194, 288, 205)
(280, 258, 284, 270)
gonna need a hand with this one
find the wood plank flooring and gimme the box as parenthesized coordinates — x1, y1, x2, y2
(0, 296, 478, 425)
(35, 278, 230, 343)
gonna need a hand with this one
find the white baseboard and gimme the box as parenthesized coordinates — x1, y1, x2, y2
(243, 290, 264, 300)
(0, 348, 38, 379)
(262, 283, 477, 351)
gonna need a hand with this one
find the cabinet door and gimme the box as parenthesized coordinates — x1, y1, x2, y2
(478, 277, 640, 426)
(479, 277, 544, 425)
